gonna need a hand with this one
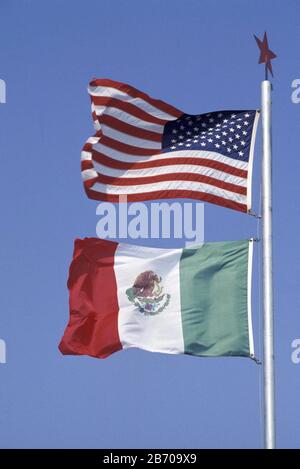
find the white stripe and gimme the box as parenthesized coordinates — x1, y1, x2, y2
(82, 169, 98, 181)
(81, 151, 92, 161)
(93, 120, 101, 131)
(85, 136, 101, 145)
(92, 160, 247, 187)
(90, 179, 247, 204)
(100, 123, 161, 149)
(114, 243, 185, 354)
(93, 144, 249, 170)
(247, 240, 255, 357)
(93, 105, 164, 134)
(89, 85, 177, 121)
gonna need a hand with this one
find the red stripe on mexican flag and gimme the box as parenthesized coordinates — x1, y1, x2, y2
(59, 238, 254, 359)
(59, 239, 121, 358)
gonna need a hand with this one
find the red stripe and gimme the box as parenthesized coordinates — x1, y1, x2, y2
(92, 110, 98, 123)
(94, 173, 246, 196)
(100, 136, 161, 156)
(83, 142, 101, 153)
(84, 186, 247, 213)
(81, 160, 94, 171)
(82, 143, 93, 152)
(89, 78, 182, 118)
(91, 150, 248, 179)
(59, 238, 122, 359)
(91, 96, 170, 126)
(100, 114, 162, 142)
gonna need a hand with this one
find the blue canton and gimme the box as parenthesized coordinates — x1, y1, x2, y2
(162, 110, 257, 163)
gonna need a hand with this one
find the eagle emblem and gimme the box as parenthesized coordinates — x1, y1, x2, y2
(126, 270, 170, 315)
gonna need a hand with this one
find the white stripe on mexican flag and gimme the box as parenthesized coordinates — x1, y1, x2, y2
(59, 238, 254, 360)
(115, 244, 184, 355)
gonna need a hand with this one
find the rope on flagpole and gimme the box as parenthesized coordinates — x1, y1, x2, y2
(249, 237, 262, 365)
(248, 209, 262, 219)
(257, 182, 265, 448)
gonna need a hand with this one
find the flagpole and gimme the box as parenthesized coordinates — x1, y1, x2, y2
(261, 79, 276, 449)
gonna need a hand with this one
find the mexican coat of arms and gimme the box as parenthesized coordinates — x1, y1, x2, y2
(126, 270, 170, 316)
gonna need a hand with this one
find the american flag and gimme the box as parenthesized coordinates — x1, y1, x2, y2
(81, 79, 260, 213)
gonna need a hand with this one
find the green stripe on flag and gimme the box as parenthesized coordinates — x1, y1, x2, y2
(179, 240, 251, 357)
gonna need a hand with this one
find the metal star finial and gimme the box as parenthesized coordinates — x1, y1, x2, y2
(254, 32, 277, 80)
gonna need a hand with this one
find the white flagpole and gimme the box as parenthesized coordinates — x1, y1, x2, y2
(261, 79, 276, 449)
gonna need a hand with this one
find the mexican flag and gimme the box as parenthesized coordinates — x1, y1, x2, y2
(59, 238, 254, 359)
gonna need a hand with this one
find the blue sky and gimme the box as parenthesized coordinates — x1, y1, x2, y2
(0, 0, 299, 448)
